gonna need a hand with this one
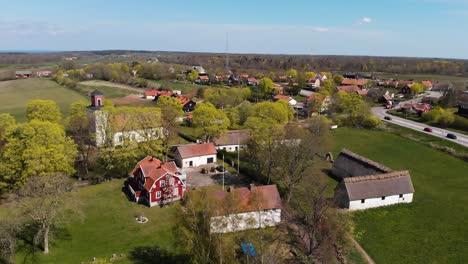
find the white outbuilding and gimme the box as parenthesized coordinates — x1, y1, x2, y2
(174, 143, 217, 168)
(332, 149, 415, 210)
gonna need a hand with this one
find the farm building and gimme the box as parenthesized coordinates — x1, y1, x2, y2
(210, 184, 282, 233)
(36, 71, 52, 77)
(15, 70, 33, 78)
(127, 156, 186, 207)
(332, 149, 414, 210)
(174, 143, 217, 168)
(213, 130, 250, 152)
(273, 94, 297, 105)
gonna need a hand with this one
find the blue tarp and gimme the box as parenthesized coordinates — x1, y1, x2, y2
(240, 243, 257, 257)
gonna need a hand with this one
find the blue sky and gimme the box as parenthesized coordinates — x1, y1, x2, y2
(1, 0, 468, 58)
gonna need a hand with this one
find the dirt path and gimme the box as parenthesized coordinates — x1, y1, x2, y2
(351, 237, 376, 264)
(79, 80, 144, 92)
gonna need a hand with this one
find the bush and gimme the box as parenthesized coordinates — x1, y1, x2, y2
(210, 166, 216, 173)
(451, 115, 468, 131)
(200, 168, 207, 174)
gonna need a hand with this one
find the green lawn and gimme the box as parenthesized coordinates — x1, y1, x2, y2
(0, 78, 86, 122)
(14, 180, 179, 264)
(376, 73, 468, 83)
(332, 127, 468, 264)
(77, 80, 142, 99)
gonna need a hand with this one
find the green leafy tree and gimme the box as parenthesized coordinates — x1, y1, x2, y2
(287, 69, 298, 79)
(26, 99, 62, 123)
(0, 113, 15, 146)
(255, 77, 275, 99)
(410, 83, 425, 94)
(320, 71, 333, 80)
(156, 96, 184, 160)
(250, 101, 290, 125)
(65, 101, 93, 178)
(321, 80, 334, 95)
(188, 70, 199, 82)
(225, 106, 240, 129)
(333, 74, 344, 85)
(192, 103, 230, 142)
(304, 71, 316, 80)
(0, 120, 77, 191)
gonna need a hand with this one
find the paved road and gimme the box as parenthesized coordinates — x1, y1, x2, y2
(372, 92, 468, 148)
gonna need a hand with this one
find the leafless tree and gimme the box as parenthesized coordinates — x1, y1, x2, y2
(0, 216, 23, 264)
(16, 175, 82, 254)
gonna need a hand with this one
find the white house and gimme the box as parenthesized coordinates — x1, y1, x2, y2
(335, 171, 414, 210)
(210, 184, 282, 233)
(273, 95, 297, 106)
(332, 149, 415, 210)
(213, 130, 250, 152)
(174, 143, 217, 168)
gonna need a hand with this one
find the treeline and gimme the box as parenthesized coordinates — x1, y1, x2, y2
(156, 53, 468, 76)
(3, 51, 468, 77)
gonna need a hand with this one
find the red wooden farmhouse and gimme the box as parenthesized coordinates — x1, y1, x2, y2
(127, 156, 186, 207)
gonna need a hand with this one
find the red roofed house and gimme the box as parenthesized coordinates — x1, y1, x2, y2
(210, 184, 282, 233)
(175, 143, 217, 168)
(273, 84, 284, 94)
(336, 85, 368, 95)
(36, 71, 52, 77)
(341, 78, 369, 88)
(401, 103, 431, 115)
(273, 94, 297, 105)
(421, 80, 433, 90)
(247, 77, 259, 86)
(127, 156, 186, 207)
(195, 75, 210, 84)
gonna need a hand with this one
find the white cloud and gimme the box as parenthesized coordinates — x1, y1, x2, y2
(358, 17, 375, 25)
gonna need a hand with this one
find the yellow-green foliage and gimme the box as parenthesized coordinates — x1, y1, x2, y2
(26, 99, 62, 123)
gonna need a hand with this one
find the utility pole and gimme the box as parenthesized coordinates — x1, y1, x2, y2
(237, 137, 240, 176)
(222, 154, 225, 191)
(225, 32, 230, 73)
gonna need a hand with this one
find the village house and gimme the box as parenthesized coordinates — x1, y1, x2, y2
(36, 71, 52, 77)
(400, 102, 431, 115)
(273, 84, 284, 94)
(210, 184, 282, 233)
(213, 130, 250, 152)
(127, 156, 186, 207)
(457, 93, 468, 117)
(421, 80, 433, 90)
(273, 94, 297, 105)
(88, 90, 164, 146)
(195, 75, 210, 84)
(306, 78, 321, 89)
(247, 77, 259, 86)
(15, 70, 33, 78)
(341, 78, 369, 89)
(332, 149, 414, 210)
(306, 93, 331, 113)
(144, 90, 196, 112)
(191, 65, 206, 75)
(336, 85, 368, 95)
(174, 143, 217, 168)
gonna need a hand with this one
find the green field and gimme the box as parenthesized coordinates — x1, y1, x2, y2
(77, 80, 142, 98)
(0, 78, 86, 122)
(13, 180, 179, 264)
(332, 127, 468, 264)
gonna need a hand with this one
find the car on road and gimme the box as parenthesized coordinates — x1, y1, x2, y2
(384, 116, 392, 120)
(215, 166, 226, 172)
(423, 127, 433, 133)
(446, 133, 457, 140)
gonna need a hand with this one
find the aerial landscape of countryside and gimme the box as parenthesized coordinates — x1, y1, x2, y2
(1, 1, 467, 264)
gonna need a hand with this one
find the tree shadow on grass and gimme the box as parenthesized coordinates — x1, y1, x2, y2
(15, 223, 72, 264)
(128, 246, 189, 264)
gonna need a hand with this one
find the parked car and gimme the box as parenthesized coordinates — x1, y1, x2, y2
(384, 116, 392, 120)
(423, 127, 433, 133)
(446, 133, 457, 139)
(215, 166, 226, 172)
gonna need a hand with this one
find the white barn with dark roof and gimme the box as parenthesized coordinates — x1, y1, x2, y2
(333, 149, 415, 210)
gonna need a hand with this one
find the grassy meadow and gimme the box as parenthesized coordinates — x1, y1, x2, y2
(332, 127, 468, 264)
(0, 78, 86, 122)
(11, 180, 180, 264)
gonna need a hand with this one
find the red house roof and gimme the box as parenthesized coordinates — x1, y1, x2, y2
(199, 75, 209, 80)
(176, 143, 217, 159)
(421, 80, 432, 88)
(342, 78, 368, 86)
(211, 184, 282, 214)
(247, 77, 258, 83)
(131, 156, 179, 191)
(273, 94, 293, 102)
(337, 85, 361, 93)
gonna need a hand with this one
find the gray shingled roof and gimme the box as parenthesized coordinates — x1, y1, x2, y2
(343, 171, 414, 200)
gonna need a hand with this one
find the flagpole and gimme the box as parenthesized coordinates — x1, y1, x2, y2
(222, 154, 225, 191)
